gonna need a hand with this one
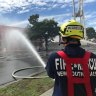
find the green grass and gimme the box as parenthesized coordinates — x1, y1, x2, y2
(0, 75, 53, 96)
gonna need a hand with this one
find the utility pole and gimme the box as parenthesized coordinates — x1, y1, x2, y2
(72, 0, 76, 20)
(72, 0, 87, 39)
(81, 0, 87, 40)
(79, 0, 87, 40)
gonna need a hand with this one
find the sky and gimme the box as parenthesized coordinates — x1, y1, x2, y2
(0, 0, 96, 30)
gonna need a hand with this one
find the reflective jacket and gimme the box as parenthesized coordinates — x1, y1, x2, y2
(45, 44, 96, 96)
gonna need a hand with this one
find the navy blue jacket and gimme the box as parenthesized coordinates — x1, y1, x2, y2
(45, 44, 96, 96)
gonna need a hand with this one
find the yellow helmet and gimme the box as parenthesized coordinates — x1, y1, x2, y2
(60, 20, 84, 39)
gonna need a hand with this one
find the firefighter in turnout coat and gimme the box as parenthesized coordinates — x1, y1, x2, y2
(45, 20, 96, 96)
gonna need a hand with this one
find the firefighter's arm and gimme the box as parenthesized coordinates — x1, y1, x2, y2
(45, 53, 56, 79)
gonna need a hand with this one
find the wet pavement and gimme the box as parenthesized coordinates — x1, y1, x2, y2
(0, 51, 47, 85)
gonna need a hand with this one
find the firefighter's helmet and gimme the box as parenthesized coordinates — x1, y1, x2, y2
(60, 20, 84, 39)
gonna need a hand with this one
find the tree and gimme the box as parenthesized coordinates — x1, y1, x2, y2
(28, 14, 39, 25)
(27, 14, 59, 42)
(86, 27, 96, 39)
(26, 14, 59, 51)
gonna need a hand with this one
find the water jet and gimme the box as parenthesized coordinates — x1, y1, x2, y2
(1, 29, 48, 79)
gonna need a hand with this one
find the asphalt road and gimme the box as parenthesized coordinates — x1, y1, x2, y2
(0, 51, 47, 85)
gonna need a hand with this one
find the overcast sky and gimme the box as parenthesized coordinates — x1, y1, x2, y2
(0, 0, 96, 29)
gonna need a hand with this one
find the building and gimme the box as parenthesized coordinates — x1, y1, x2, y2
(0, 25, 25, 52)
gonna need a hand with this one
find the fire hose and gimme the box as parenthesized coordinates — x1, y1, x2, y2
(12, 66, 48, 79)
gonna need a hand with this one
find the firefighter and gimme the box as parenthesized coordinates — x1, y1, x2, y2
(45, 20, 96, 96)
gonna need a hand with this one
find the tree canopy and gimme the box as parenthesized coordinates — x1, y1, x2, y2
(86, 27, 96, 39)
(27, 14, 59, 40)
(28, 14, 39, 25)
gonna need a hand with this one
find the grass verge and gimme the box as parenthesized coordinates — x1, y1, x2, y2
(0, 73, 53, 96)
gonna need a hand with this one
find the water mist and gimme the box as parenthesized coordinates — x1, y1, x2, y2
(4, 29, 46, 68)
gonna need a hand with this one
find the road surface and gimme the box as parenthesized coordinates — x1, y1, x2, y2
(0, 51, 47, 85)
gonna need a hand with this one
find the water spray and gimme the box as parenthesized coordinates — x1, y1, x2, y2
(4, 30, 48, 79)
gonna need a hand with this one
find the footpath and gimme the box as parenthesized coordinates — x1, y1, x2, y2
(40, 88, 53, 96)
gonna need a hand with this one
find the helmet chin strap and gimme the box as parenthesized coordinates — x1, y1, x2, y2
(59, 35, 69, 45)
(59, 42, 67, 45)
